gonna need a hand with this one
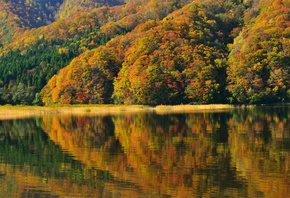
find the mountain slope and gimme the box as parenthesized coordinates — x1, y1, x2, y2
(56, 0, 126, 19)
(227, 0, 290, 103)
(41, 0, 246, 105)
(0, 0, 289, 105)
(0, 0, 127, 46)
(0, 0, 64, 45)
(0, 0, 196, 105)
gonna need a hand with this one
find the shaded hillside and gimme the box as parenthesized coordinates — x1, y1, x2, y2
(56, 0, 126, 19)
(0, 0, 63, 45)
(0, 0, 126, 46)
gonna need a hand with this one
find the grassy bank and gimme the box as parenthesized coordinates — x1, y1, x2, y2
(0, 103, 252, 115)
(1, 103, 288, 119)
(0, 104, 153, 120)
(0, 104, 151, 115)
(155, 104, 236, 111)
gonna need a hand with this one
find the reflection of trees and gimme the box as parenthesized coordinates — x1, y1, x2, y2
(42, 115, 117, 150)
(113, 112, 246, 197)
(0, 117, 119, 198)
(0, 106, 288, 197)
(0, 118, 42, 137)
(228, 106, 290, 198)
(42, 115, 127, 168)
(41, 114, 147, 197)
(0, 118, 68, 176)
(41, 112, 246, 197)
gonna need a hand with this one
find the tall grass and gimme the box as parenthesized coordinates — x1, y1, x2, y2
(0, 103, 287, 120)
(155, 104, 235, 110)
(0, 104, 152, 115)
(0, 104, 260, 118)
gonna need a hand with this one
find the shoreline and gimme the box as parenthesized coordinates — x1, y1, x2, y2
(0, 103, 288, 116)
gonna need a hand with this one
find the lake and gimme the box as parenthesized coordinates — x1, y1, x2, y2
(0, 106, 289, 198)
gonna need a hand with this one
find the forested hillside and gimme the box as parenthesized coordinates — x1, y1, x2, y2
(0, 0, 289, 105)
(227, 0, 290, 103)
(0, 0, 62, 45)
(56, 0, 126, 19)
(0, 0, 126, 46)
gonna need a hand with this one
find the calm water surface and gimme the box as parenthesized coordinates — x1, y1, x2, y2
(0, 106, 289, 198)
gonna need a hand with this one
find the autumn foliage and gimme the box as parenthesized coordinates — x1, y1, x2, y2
(227, 0, 290, 103)
(41, 1, 240, 105)
(0, 0, 289, 105)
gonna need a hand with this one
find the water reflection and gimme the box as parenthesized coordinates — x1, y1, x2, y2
(228, 107, 290, 198)
(0, 106, 289, 197)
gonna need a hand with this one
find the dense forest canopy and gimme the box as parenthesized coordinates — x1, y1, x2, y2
(0, 0, 289, 105)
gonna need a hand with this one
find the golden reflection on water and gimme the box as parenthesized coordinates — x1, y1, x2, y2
(0, 106, 289, 197)
(228, 108, 290, 198)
